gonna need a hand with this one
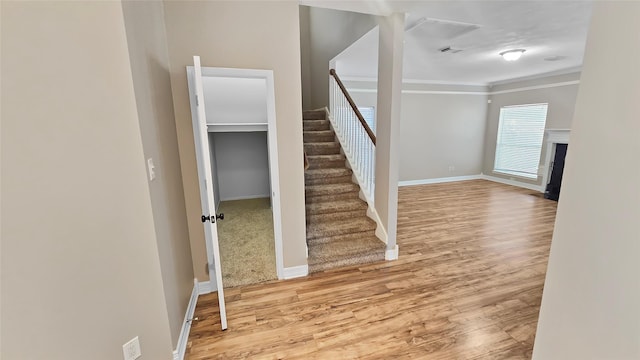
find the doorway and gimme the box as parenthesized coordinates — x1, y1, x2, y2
(208, 131, 277, 287)
(187, 64, 285, 293)
(544, 143, 568, 201)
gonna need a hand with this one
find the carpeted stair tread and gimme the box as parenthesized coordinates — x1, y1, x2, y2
(305, 176, 353, 186)
(304, 168, 353, 185)
(303, 110, 326, 120)
(306, 154, 345, 169)
(303, 130, 335, 143)
(306, 210, 368, 224)
(305, 192, 359, 203)
(308, 251, 385, 273)
(305, 168, 352, 179)
(308, 235, 386, 273)
(306, 198, 367, 215)
(308, 235, 384, 262)
(307, 231, 378, 246)
(303, 120, 330, 131)
(304, 142, 341, 155)
(302, 108, 385, 273)
(305, 183, 360, 198)
(307, 217, 376, 240)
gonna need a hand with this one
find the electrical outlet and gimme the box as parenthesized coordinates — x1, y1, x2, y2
(123, 336, 141, 360)
(448, 165, 455, 172)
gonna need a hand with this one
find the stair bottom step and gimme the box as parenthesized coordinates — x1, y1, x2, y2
(307, 234, 385, 273)
(308, 251, 385, 273)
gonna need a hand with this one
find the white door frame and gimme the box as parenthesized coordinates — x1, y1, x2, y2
(186, 66, 285, 280)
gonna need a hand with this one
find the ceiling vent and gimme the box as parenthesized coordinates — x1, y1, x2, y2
(439, 46, 463, 54)
(407, 17, 481, 40)
(544, 55, 567, 62)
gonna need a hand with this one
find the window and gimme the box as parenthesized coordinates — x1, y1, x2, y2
(358, 106, 376, 134)
(494, 103, 548, 179)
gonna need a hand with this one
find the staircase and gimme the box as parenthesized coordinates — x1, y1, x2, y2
(303, 109, 386, 273)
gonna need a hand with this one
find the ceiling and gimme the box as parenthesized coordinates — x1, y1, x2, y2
(303, 1, 593, 85)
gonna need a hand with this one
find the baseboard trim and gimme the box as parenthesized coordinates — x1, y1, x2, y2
(173, 279, 200, 360)
(385, 245, 399, 260)
(365, 206, 389, 245)
(218, 194, 270, 202)
(282, 265, 308, 279)
(397, 174, 544, 192)
(197, 280, 216, 295)
(398, 175, 482, 187)
(481, 174, 544, 192)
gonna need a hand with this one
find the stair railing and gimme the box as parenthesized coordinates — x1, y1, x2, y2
(329, 69, 376, 201)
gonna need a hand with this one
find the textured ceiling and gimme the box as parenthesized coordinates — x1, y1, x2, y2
(305, 1, 593, 84)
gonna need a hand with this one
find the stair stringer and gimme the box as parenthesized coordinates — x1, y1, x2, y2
(323, 107, 396, 260)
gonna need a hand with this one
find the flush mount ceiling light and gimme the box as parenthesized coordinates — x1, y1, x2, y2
(500, 49, 526, 61)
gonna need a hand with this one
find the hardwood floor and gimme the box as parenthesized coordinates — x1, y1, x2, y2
(185, 180, 557, 359)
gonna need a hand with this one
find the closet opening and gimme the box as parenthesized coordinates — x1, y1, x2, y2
(208, 131, 276, 287)
(187, 65, 284, 293)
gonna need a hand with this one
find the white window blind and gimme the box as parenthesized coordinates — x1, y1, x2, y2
(494, 103, 548, 179)
(358, 106, 376, 134)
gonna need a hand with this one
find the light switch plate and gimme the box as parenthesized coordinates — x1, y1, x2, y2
(123, 336, 141, 360)
(147, 158, 156, 181)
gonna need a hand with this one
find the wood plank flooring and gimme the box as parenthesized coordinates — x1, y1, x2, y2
(185, 180, 557, 359)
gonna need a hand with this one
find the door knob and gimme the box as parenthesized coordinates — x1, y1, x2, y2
(202, 213, 223, 223)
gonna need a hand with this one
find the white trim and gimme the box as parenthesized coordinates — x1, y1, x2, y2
(173, 279, 199, 360)
(340, 76, 379, 83)
(348, 88, 488, 96)
(197, 280, 215, 295)
(282, 265, 308, 280)
(396, 174, 543, 192)
(545, 128, 571, 144)
(367, 206, 388, 244)
(347, 88, 378, 93)
(207, 123, 267, 132)
(481, 174, 543, 192)
(403, 89, 487, 96)
(541, 129, 571, 192)
(187, 58, 227, 330)
(385, 245, 399, 260)
(341, 75, 487, 87)
(489, 80, 580, 95)
(218, 194, 270, 202)
(264, 71, 286, 281)
(403, 78, 486, 86)
(326, 108, 388, 250)
(339, 69, 580, 87)
(398, 175, 483, 187)
(492, 170, 538, 181)
(489, 67, 582, 86)
(346, 80, 579, 96)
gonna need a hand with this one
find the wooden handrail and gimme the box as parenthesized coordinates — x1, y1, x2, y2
(329, 69, 376, 145)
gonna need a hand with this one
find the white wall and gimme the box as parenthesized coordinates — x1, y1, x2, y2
(374, 13, 404, 253)
(346, 73, 578, 185)
(202, 76, 268, 124)
(300, 5, 378, 109)
(122, 0, 194, 348)
(532, 2, 640, 359)
(483, 72, 580, 188)
(164, 1, 307, 277)
(1, 2, 173, 358)
(346, 81, 489, 182)
(210, 132, 271, 201)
